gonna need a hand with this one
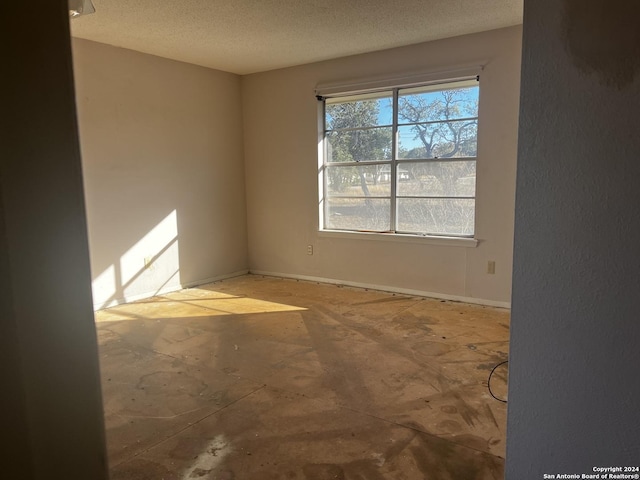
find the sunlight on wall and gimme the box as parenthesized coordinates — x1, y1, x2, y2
(92, 210, 180, 309)
(120, 210, 179, 297)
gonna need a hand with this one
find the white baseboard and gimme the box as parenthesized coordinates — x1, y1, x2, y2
(181, 270, 249, 289)
(93, 269, 249, 311)
(249, 270, 511, 309)
(93, 268, 510, 310)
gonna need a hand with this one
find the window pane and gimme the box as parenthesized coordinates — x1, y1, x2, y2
(321, 80, 479, 238)
(325, 198, 391, 231)
(398, 85, 478, 123)
(326, 128, 392, 162)
(397, 161, 476, 197)
(397, 198, 475, 236)
(326, 165, 391, 197)
(326, 94, 393, 129)
(397, 121, 477, 159)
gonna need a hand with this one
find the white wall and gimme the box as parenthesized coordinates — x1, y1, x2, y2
(72, 40, 248, 308)
(242, 27, 522, 306)
(506, 0, 640, 475)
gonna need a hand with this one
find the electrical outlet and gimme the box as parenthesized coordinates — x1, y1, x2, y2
(307, 245, 313, 255)
(487, 260, 496, 274)
(144, 256, 154, 270)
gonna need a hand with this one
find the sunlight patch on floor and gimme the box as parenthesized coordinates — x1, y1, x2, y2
(95, 288, 306, 322)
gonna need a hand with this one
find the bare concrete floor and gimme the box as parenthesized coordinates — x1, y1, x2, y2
(95, 274, 510, 479)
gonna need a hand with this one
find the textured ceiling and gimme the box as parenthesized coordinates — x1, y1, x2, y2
(70, 0, 523, 75)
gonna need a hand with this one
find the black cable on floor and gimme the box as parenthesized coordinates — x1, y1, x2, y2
(488, 360, 508, 403)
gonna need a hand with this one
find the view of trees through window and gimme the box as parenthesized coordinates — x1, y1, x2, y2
(322, 78, 479, 237)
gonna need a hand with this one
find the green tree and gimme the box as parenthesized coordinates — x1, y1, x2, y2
(396, 87, 478, 235)
(398, 88, 478, 195)
(326, 99, 390, 197)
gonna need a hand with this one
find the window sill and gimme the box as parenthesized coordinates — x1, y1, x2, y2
(318, 229, 478, 247)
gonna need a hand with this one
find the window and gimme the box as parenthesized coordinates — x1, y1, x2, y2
(320, 78, 479, 237)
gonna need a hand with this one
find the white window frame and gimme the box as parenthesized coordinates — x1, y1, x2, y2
(317, 74, 480, 244)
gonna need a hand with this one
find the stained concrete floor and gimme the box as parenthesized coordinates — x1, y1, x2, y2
(95, 274, 510, 480)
